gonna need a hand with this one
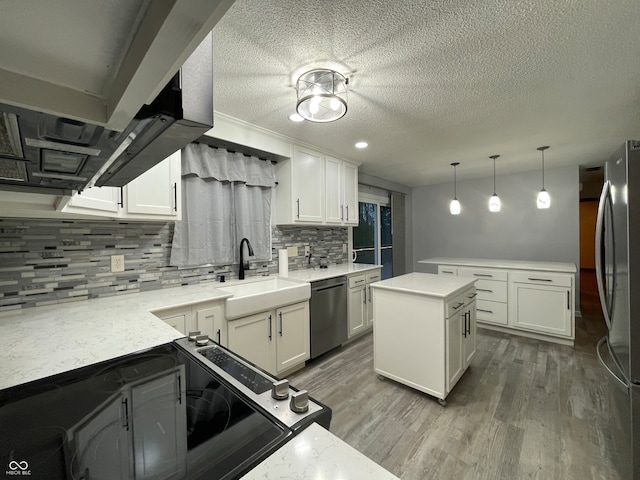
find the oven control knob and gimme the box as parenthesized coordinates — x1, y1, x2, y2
(195, 335, 209, 347)
(289, 390, 309, 413)
(271, 379, 289, 400)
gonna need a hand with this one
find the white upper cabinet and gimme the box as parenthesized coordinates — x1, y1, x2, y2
(124, 151, 181, 220)
(325, 156, 358, 226)
(61, 151, 181, 221)
(276, 145, 358, 226)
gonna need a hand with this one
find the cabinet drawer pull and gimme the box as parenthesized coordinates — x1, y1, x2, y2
(477, 308, 494, 314)
(528, 277, 553, 282)
(452, 302, 464, 310)
(476, 288, 493, 293)
(441, 270, 455, 274)
(467, 293, 477, 299)
(173, 182, 178, 211)
(474, 273, 493, 277)
(354, 279, 365, 284)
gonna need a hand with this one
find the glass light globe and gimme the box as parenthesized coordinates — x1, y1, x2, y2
(489, 194, 501, 212)
(450, 198, 461, 215)
(537, 189, 551, 209)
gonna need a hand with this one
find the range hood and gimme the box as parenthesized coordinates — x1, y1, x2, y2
(0, 33, 213, 195)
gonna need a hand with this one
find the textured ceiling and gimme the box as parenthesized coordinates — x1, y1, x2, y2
(211, 0, 640, 187)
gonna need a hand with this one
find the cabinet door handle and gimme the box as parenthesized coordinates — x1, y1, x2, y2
(346, 205, 349, 221)
(474, 273, 493, 277)
(477, 308, 493, 314)
(216, 328, 221, 344)
(118, 186, 124, 208)
(368, 286, 372, 303)
(462, 312, 467, 338)
(466, 311, 471, 335)
(173, 182, 178, 211)
(363, 288, 367, 304)
(279, 311, 283, 336)
(567, 291, 570, 310)
(296, 198, 300, 218)
(268, 314, 272, 340)
(341, 204, 344, 221)
(177, 375, 182, 404)
(528, 277, 553, 282)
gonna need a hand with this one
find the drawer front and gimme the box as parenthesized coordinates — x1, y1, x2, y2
(475, 300, 508, 326)
(348, 274, 366, 289)
(446, 294, 467, 318)
(366, 271, 381, 283)
(438, 265, 458, 276)
(474, 279, 507, 302)
(510, 271, 572, 287)
(457, 266, 508, 282)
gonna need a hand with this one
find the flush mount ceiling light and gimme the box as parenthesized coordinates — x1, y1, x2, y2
(450, 162, 461, 215)
(536, 146, 551, 209)
(489, 154, 501, 212)
(355, 141, 368, 149)
(296, 69, 348, 123)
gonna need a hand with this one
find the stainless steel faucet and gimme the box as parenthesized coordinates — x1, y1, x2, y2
(239, 238, 254, 280)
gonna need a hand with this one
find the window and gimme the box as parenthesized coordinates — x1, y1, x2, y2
(352, 193, 392, 279)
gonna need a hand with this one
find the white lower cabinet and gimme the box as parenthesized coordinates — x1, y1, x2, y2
(436, 262, 575, 344)
(347, 268, 382, 338)
(153, 300, 226, 347)
(446, 291, 476, 393)
(510, 281, 573, 337)
(227, 302, 310, 376)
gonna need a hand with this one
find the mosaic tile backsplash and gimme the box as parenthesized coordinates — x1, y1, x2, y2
(0, 218, 348, 312)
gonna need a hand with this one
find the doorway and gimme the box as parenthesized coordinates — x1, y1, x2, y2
(352, 194, 392, 279)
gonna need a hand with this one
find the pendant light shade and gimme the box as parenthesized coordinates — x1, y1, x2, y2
(450, 162, 461, 215)
(536, 146, 551, 209)
(296, 69, 348, 122)
(489, 155, 501, 212)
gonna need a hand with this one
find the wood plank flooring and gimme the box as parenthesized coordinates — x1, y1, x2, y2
(289, 270, 620, 479)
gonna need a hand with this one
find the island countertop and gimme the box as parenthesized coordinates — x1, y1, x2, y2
(370, 272, 475, 298)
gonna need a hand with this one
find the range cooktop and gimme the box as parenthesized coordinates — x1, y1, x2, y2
(0, 337, 331, 479)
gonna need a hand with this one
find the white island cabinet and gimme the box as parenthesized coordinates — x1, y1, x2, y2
(371, 272, 476, 405)
(421, 257, 577, 345)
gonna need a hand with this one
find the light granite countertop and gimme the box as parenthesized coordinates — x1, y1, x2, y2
(370, 272, 475, 298)
(241, 423, 399, 480)
(418, 257, 577, 273)
(281, 263, 381, 282)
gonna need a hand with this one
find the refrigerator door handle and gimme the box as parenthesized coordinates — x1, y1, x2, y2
(595, 180, 613, 330)
(597, 336, 628, 391)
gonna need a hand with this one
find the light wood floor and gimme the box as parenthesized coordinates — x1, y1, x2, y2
(289, 270, 619, 479)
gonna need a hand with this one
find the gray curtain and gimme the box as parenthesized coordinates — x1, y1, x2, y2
(170, 144, 275, 267)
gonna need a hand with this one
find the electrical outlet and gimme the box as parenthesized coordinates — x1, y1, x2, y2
(343, 243, 347, 253)
(111, 255, 125, 273)
(304, 245, 310, 256)
(287, 246, 298, 257)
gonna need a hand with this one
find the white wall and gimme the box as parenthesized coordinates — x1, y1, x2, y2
(411, 165, 580, 276)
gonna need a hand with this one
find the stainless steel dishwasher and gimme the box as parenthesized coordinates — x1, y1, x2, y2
(310, 276, 348, 359)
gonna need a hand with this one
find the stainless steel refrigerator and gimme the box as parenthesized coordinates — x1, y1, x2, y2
(596, 140, 640, 479)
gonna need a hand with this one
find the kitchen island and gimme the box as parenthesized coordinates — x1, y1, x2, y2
(371, 272, 476, 405)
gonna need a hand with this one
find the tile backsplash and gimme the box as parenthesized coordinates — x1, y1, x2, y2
(0, 218, 348, 312)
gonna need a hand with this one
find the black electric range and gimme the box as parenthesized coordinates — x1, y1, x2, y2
(0, 336, 331, 479)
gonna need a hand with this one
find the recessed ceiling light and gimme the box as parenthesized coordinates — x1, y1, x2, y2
(355, 141, 368, 149)
(289, 113, 304, 122)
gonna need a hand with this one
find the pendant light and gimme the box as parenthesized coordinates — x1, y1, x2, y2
(536, 146, 551, 209)
(450, 162, 461, 215)
(488, 155, 501, 212)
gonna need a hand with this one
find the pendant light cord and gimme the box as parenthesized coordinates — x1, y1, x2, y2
(493, 158, 496, 194)
(541, 149, 545, 189)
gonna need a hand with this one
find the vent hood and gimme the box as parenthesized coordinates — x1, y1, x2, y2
(0, 33, 213, 195)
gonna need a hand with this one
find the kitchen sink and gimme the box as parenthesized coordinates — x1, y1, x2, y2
(221, 278, 311, 319)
